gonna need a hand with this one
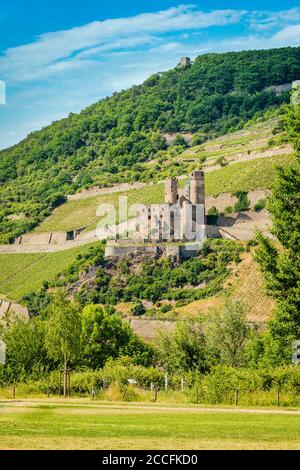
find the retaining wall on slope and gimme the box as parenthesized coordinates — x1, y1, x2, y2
(127, 318, 174, 341)
(205, 189, 269, 213)
(0, 299, 28, 320)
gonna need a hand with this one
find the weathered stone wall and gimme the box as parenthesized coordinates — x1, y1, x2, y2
(127, 318, 174, 341)
(164, 177, 178, 204)
(0, 299, 28, 320)
(206, 189, 269, 213)
(190, 170, 205, 205)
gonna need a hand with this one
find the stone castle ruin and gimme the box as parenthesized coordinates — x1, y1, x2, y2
(105, 170, 208, 260)
(136, 170, 206, 243)
(178, 57, 191, 67)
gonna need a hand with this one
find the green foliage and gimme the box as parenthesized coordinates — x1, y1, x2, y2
(208, 301, 250, 367)
(74, 239, 242, 306)
(1, 293, 154, 383)
(224, 206, 234, 214)
(0, 47, 299, 242)
(130, 301, 146, 316)
(255, 102, 300, 364)
(156, 317, 211, 374)
(207, 206, 219, 216)
(233, 191, 251, 212)
(254, 199, 266, 211)
(171, 135, 188, 148)
(2, 317, 48, 382)
(81, 304, 152, 368)
(44, 293, 82, 368)
(157, 301, 249, 373)
(216, 155, 228, 167)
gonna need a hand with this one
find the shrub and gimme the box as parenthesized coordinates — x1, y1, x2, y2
(160, 304, 173, 314)
(234, 191, 250, 212)
(224, 206, 234, 214)
(130, 302, 146, 316)
(216, 156, 228, 167)
(208, 206, 219, 216)
(254, 198, 266, 211)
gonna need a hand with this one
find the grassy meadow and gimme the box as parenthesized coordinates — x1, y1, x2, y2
(0, 400, 300, 449)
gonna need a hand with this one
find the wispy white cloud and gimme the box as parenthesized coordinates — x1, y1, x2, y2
(0, 5, 246, 82)
(1, 5, 300, 149)
(272, 24, 300, 46)
(249, 7, 300, 31)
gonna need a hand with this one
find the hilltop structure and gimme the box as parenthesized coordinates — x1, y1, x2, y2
(105, 171, 208, 260)
(178, 57, 191, 67)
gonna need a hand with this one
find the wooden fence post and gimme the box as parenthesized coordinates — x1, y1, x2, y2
(277, 389, 280, 407)
(235, 388, 239, 406)
(12, 385, 16, 399)
(68, 370, 71, 398)
(58, 370, 62, 397)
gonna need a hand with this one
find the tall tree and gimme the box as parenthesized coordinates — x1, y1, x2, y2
(208, 301, 249, 367)
(45, 292, 81, 396)
(3, 316, 46, 381)
(81, 304, 152, 368)
(156, 317, 211, 373)
(255, 99, 300, 364)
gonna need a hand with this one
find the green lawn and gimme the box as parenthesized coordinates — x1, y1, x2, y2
(0, 243, 98, 301)
(0, 401, 300, 449)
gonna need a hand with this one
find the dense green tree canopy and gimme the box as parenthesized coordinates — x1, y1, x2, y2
(255, 100, 300, 365)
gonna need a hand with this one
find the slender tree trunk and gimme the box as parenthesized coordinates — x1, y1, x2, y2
(64, 354, 67, 398)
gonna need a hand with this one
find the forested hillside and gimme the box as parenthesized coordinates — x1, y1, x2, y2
(1, 47, 300, 243)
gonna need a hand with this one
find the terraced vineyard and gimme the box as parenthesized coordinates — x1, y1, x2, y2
(205, 153, 296, 196)
(0, 243, 97, 301)
(175, 252, 275, 322)
(179, 117, 287, 164)
(33, 152, 295, 233)
(35, 183, 165, 233)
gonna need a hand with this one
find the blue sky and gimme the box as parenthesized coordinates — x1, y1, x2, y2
(1, 1, 300, 149)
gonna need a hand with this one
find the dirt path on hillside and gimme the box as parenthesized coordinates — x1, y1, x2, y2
(204, 145, 292, 172)
(68, 181, 150, 201)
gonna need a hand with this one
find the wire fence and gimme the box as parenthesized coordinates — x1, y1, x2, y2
(6, 380, 300, 408)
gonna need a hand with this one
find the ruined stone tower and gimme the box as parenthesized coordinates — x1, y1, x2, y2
(179, 57, 191, 67)
(189, 170, 205, 205)
(165, 177, 178, 204)
(105, 170, 208, 260)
